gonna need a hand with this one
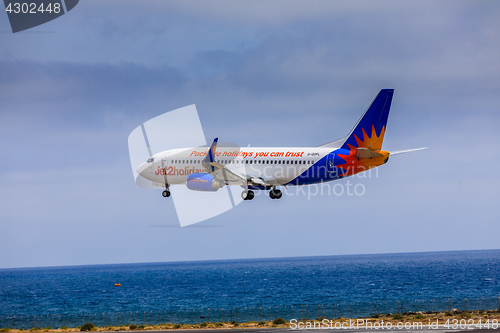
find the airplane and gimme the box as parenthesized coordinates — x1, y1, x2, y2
(135, 89, 427, 200)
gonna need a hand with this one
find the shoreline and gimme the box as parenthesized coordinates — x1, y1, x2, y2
(1, 310, 498, 332)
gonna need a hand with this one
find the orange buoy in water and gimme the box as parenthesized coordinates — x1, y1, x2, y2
(114, 283, 121, 287)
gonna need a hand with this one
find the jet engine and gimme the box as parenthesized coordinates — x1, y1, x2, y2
(186, 173, 225, 191)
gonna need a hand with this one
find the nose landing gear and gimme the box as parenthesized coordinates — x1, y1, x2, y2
(162, 184, 171, 198)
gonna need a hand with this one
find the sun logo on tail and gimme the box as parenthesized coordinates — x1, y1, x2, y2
(336, 125, 388, 177)
(350, 125, 386, 150)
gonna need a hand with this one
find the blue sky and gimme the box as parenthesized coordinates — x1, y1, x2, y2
(0, 1, 499, 268)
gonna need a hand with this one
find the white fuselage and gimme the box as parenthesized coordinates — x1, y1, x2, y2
(137, 146, 334, 187)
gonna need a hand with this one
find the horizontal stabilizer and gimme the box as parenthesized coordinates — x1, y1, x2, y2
(356, 148, 385, 159)
(390, 147, 428, 155)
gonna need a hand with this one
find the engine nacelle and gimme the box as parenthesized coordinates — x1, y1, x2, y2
(186, 173, 225, 192)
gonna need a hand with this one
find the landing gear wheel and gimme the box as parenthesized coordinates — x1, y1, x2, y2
(162, 190, 171, 198)
(241, 190, 255, 200)
(269, 189, 282, 199)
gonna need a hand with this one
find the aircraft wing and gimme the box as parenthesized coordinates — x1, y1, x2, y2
(202, 138, 269, 187)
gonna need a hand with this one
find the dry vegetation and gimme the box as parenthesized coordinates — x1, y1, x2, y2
(1, 310, 499, 332)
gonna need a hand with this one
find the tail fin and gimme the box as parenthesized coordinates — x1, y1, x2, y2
(341, 89, 394, 151)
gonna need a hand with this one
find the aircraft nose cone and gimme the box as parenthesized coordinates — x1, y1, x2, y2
(136, 162, 149, 176)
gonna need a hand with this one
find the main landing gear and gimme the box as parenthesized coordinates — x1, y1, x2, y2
(241, 190, 255, 201)
(269, 187, 282, 200)
(242, 187, 283, 200)
(162, 184, 171, 198)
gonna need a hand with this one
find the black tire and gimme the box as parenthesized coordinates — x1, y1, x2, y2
(162, 190, 171, 198)
(247, 190, 255, 200)
(275, 189, 283, 199)
(269, 189, 282, 199)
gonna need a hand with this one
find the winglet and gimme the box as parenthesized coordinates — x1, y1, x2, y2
(203, 138, 218, 173)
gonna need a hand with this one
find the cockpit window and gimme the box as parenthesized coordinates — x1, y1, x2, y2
(147, 157, 154, 163)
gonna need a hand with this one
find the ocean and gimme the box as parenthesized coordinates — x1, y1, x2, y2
(0, 250, 499, 327)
